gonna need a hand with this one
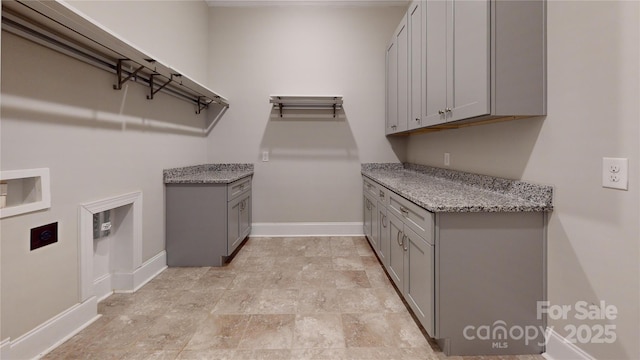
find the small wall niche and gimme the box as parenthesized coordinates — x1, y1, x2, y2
(0, 168, 51, 219)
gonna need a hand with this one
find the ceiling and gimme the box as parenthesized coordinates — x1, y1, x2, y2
(205, 0, 410, 7)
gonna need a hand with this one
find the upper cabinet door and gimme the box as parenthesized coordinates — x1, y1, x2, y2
(385, 37, 398, 134)
(386, 14, 409, 134)
(447, 0, 490, 122)
(395, 14, 409, 133)
(408, 1, 424, 130)
(423, 0, 447, 127)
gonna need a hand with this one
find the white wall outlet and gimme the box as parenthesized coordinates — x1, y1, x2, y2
(602, 157, 628, 190)
(262, 151, 269, 162)
(444, 153, 450, 166)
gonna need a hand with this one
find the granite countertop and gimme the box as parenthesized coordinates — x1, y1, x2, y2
(164, 164, 254, 184)
(362, 163, 553, 213)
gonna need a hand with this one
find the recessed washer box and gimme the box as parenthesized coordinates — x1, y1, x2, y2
(0, 168, 51, 219)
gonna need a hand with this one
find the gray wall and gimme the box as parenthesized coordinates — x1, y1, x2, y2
(0, 1, 210, 342)
(67, 0, 211, 83)
(2, 1, 638, 359)
(406, 2, 639, 359)
(206, 5, 407, 224)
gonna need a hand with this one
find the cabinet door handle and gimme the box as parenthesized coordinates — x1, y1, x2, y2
(365, 199, 371, 211)
(239, 184, 245, 190)
(403, 235, 408, 251)
(382, 215, 387, 228)
(438, 110, 445, 115)
(415, 118, 420, 122)
(445, 108, 452, 113)
(400, 206, 409, 216)
(240, 200, 245, 211)
(379, 190, 385, 199)
(397, 231, 403, 247)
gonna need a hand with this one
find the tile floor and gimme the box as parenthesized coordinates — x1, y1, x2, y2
(44, 237, 544, 360)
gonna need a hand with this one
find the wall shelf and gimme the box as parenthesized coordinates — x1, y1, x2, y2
(1, 0, 229, 133)
(269, 95, 343, 118)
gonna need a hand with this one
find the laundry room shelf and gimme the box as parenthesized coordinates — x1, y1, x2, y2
(2, 0, 229, 133)
(269, 95, 343, 118)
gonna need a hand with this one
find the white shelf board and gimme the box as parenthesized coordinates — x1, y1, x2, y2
(2, 0, 229, 108)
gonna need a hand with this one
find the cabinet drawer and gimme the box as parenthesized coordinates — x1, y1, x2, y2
(363, 177, 379, 197)
(377, 185, 389, 205)
(388, 192, 434, 244)
(228, 176, 251, 201)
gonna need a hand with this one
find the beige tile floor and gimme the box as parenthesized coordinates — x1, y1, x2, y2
(44, 237, 544, 360)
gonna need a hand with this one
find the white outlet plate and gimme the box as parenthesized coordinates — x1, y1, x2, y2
(262, 151, 269, 162)
(444, 153, 450, 166)
(602, 157, 628, 190)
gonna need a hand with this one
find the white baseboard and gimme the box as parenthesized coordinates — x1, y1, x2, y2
(1, 252, 167, 360)
(93, 273, 113, 302)
(1, 338, 11, 359)
(113, 250, 167, 294)
(543, 328, 595, 360)
(250, 222, 364, 237)
(4, 297, 99, 360)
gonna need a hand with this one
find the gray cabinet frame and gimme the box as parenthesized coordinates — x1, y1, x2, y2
(363, 175, 546, 355)
(166, 176, 252, 267)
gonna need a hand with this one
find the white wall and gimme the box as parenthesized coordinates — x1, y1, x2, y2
(207, 5, 406, 225)
(405, 1, 639, 359)
(0, 2, 210, 342)
(65, 0, 210, 84)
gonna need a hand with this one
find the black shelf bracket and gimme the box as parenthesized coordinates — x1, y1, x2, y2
(147, 73, 179, 100)
(196, 96, 210, 115)
(333, 97, 337, 118)
(113, 59, 145, 90)
(278, 96, 283, 117)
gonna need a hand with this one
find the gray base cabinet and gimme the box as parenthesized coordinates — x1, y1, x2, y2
(166, 176, 252, 267)
(363, 176, 545, 356)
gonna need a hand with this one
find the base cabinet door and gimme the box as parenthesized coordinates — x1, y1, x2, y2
(228, 192, 251, 255)
(227, 196, 241, 253)
(237, 194, 251, 250)
(377, 205, 390, 267)
(387, 211, 405, 289)
(363, 194, 375, 246)
(403, 226, 434, 337)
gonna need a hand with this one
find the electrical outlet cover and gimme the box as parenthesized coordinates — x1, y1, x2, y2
(602, 157, 628, 190)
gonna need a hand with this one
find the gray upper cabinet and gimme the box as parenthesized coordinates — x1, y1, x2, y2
(446, 0, 491, 123)
(385, 35, 398, 134)
(424, 0, 448, 126)
(392, 0, 546, 133)
(408, 1, 425, 130)
(386, 13, 409, 135)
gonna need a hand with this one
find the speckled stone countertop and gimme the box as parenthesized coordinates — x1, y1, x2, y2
(362, 163, 552, 213)
(164, 164, 254, 184)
